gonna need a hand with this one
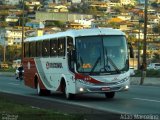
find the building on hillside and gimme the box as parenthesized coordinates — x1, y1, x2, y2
(117, 15, 132, 21)
(2, 0, 20, 5)
(25, 1, 41, 6)
(119, 23, 133, 31)
(71, 0, 81, 4)
(4, 26, 31, 45)
(36, 12, 93, 22)
(5, 15, 19, 26)
(156, 12, 160, 19)
(5, 28, 22, 45)
(109, 0, 121, 7)
(25, 1, 41, 13)
(107, 17, 124, 23)
(74, 19, 94, 28)
(148, 16, 159, 24)
(66, 22, 84, 29)
(120, 0, 135, 5)
(26, 21, 45, 29)
(130, 30, 144, 40)
(5, 15, 19, 23)
(46, 5, 68, 12)
(90, 1, 108, 11)
(8, 9, 23, 16)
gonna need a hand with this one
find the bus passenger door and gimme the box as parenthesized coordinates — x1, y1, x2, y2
(67, 37, 75, 73)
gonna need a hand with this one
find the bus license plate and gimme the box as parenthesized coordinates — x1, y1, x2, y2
(102, 87, 110, 91)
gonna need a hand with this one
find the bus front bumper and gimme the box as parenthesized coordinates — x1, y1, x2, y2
(76, 79, 130, 93)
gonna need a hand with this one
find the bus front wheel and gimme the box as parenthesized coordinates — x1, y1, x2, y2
(105, 92, 115, 99)
(64, 84, 75, 100)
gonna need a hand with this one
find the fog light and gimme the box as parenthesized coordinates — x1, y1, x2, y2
(125, 85, 129, 89)
(79, 88, 84, 92)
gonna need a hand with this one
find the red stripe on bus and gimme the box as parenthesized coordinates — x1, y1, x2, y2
(75, 73, 103, 84)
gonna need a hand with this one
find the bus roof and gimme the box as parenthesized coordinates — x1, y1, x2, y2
(24, 28, 125, 42)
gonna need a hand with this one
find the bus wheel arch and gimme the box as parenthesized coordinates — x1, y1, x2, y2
(60, 78, 75, 100)
(34, 75, 38, 89)
(60, 78, 66, 93)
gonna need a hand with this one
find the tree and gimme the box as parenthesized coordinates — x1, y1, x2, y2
(69, 4, 84, 13)
(109, 22, 119, 29)
(88, 6, 98, 15)
(127, 36, 137, 44)
(0, 45, 22, 63)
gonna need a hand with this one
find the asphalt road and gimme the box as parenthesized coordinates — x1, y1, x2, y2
(0, 76, 160, 120)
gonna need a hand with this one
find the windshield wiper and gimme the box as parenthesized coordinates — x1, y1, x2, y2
(105, 48, 121, 73)
(89, 56, 101, 75)
(108, 57, 121, 73)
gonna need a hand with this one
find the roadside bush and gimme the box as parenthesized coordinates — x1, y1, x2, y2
(0, 67, 16, 72)
(134, 69, 160, 77)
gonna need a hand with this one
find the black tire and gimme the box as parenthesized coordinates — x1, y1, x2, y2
(37, 82, 51, 96)
(45, 90, 51, 96)
(63, 83, 75, 100)
(105, 92, 115, 99)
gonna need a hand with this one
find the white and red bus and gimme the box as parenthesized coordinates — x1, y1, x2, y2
(23, 28, 133, 99)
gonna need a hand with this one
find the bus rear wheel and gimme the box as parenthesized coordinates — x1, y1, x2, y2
(105, 92, 115, 99)
(37, 82, 51, 96)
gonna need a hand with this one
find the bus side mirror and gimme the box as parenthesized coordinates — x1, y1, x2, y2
(128, 43, 134, 58)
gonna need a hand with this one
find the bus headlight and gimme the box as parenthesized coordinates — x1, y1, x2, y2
(79, 87, 84, 92)
(125, 85, 129, 89)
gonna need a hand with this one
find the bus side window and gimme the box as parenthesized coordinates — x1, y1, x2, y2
(58, 38, 65, 56)
(50, 39, 58, 56)
(30, 42, 36, 57)
(24, 42, 29, 58)
(67, 37, 74, 52)
(42, 40, 50, 57)
(36, 41, 42, 57)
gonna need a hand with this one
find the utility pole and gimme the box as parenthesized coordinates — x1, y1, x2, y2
(138, 19, 144, 69)
(21, 0, 25, 63)
(140, 0, 148, 85)
(138, 21, 141, 70)
(3, 40, 6, 63)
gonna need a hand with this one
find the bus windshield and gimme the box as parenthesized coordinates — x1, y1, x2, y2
(75, 35, 129, 74)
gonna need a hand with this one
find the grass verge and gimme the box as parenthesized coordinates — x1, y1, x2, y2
(0, 96, 83, 120)
(0, 67, 16, 72)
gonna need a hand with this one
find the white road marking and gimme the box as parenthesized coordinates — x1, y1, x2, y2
(133, 98, 160, 103)
(8, 83, 20, 86)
